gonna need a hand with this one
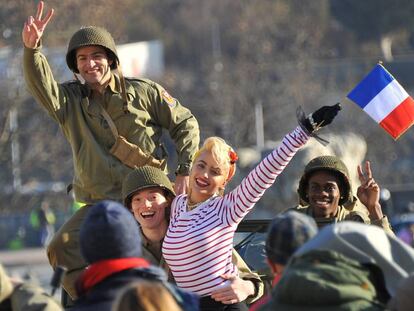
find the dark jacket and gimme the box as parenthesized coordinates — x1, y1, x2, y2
(71, 266, 198, 311)
(259, 250, 387, 311)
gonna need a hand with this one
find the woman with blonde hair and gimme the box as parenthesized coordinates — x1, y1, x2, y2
(162, 104, 341, 310)
(113, 281, 182, 311)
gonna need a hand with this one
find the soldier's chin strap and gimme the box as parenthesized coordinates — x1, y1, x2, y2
(296, 106, 329, 146)
(116, 62, 130, 114)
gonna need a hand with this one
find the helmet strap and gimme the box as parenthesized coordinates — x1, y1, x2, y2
(116, 63, 130, 114)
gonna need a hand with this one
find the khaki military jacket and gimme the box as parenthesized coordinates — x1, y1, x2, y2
(140, 230, 264, 304)
(23, 47, 199, 204)
(292, 198, 394, 235)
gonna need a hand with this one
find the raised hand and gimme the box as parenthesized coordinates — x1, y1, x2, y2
(357, 161, 383, 220)
(22, 1, 54, 49)
(303, 103, 342, 133)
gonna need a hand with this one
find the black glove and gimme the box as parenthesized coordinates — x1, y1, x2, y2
(303, 103, 342, 133)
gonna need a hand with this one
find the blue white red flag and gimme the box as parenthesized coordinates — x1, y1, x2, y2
(347, 64, 414, 139)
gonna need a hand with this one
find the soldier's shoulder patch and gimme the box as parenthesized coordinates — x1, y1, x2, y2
(161, 89, 176, 108)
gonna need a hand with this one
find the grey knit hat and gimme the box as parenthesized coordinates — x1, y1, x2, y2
(66, 26, 119, 73)
(80, 200, 142, 263)
(265, 211, 318, 265)
(297, 155, 352, 206)
(122, 166, 175, 208)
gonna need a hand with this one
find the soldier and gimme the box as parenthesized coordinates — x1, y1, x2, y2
(22, 1, 199, 301)
(294, 155, 393, 234)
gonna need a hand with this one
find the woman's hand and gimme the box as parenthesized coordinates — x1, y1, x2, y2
(22, 1, 54, 49)
(210, 274, 255, 304)
(303, 103, 342, 133)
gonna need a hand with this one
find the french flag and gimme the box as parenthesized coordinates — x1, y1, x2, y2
(347, 64, 414, 139)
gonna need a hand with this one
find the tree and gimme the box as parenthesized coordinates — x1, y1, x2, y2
(331, 0, 414, 61)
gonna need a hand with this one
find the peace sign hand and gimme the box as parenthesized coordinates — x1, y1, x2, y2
(22, 1, 54, 49)
(356, 161, 383, 220)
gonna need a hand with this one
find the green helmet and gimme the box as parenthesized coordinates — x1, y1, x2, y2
(122, 166, 175, 209)
(66, 26, 119, 73)
(297, 155, 352, 206)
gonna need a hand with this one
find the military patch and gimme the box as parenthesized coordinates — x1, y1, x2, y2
(161, 89, 176, 108)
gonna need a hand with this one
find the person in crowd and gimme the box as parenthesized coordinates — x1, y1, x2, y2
(249, 211, 318, 311)
(71, 200, 198, 311)
(396, 223, 414, 247)
(122, 166, 264, 307)
(22, 1, 199, 300)
(294, 155, 393, 234)
(0, 263, 62, 311)
(162, 104, 341, 310)
(259, 221, 414, 310)
(37, 201, 56, 247)
(113, 280, 183, 311)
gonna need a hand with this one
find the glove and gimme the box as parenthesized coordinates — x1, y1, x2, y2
(303, 103, 342, 133)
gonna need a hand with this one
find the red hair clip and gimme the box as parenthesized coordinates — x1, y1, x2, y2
(229, 149, 238, 164)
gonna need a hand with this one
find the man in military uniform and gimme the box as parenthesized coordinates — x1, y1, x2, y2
(22, 2, 199, 300)
(293, 155, 393, 234)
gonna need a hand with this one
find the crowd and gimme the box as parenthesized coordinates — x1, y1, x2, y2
(1, 1, 412, 310)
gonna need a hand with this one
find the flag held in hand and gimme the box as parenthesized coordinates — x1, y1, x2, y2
(347, 64, 414, 139)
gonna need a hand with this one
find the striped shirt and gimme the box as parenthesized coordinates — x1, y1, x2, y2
(162, 126, 309, 296)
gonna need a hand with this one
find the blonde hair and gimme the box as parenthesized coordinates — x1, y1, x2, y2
(193, 136, 237, 182)
(112, 281, 182, 311)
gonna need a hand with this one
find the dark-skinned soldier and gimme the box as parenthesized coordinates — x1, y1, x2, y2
(293, 155, 393, 234)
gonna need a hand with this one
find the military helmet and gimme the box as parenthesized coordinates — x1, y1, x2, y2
(297, 155, 352, 206)
(66, 26, 119, 73)
(122, 166, 175, 209)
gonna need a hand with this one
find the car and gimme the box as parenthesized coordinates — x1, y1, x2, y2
(235, 219, 273, 293)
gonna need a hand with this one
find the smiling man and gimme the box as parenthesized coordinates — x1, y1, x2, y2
(293, 155, 393, 234)
(22, 1, 199, 302)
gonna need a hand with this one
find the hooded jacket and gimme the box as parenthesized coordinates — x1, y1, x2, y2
(259, 250, 387, 311)
(71, 265, 197, 311)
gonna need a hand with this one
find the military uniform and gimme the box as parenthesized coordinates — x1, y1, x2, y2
(23, 49, 199, 204)
(293, 155, 393, 235)
(292, 199, 394, 235)
(23, 26, 199, 300)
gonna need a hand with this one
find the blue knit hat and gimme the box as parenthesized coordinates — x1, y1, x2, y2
(265, 210, 318, 265)
(80, 200, 142, 263)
